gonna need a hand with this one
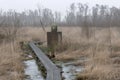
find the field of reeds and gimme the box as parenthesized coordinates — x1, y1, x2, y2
(0, 26, 120, 80)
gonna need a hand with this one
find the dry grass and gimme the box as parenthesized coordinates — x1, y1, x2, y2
(22, 27, 120, 80)
(0, 26, 120, 80)
(55, 27, 120, 80)
(0, 41, 24, 80)
(77, 65, 120, 80)
(0, 27, 47, 80)
(0, 27, 25, 80)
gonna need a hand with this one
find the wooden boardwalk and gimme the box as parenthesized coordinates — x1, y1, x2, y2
(29, 42, 62, 80)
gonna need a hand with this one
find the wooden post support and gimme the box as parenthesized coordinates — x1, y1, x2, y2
(47, 25, 62, 57)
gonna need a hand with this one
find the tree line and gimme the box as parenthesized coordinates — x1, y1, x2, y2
(0, 3, 120, 27)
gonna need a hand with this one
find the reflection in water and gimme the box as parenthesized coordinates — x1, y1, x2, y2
(62, 61, 83, 80)
(24, 55, 83, 80)
(24, 59, 44, 80)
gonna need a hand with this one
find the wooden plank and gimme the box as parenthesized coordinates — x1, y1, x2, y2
(29, 42, 61, 80)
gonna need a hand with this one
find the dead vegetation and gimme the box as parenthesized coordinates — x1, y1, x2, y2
(54, 27, 120, 80)
(0, 26, 120, 80)
(0, 26, 46, 80)
(0, 27, 24, 80)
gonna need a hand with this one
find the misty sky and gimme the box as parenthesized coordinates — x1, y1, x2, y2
(0, 0, 120, 14)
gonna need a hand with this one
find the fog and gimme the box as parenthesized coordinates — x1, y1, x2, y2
(0, 0, 120, 13)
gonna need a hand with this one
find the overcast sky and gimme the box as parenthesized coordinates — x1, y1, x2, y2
(0, 0, 120, 14)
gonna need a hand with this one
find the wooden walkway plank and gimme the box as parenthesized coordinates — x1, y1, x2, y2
(29, 42, 61, 80)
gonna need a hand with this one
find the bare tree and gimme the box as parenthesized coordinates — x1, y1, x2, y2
(0, 3, 120, 27)
(54, 12, 61, 25)
(76, 3, 84, 26)
(65, 3, 76, 26)
(81, 4, 90, 39)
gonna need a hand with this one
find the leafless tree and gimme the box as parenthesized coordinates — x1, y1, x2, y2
(0, 3, 120, 27)
(65, 3, 76, 26)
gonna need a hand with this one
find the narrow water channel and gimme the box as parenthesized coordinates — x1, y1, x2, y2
(62, 64, 82, 80)
(24, 59, 44, 80)
(62, 61, 83, 80)
(24, 54, 83, 80)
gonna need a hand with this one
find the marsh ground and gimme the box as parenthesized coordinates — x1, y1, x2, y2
(0, 26, 120, 80)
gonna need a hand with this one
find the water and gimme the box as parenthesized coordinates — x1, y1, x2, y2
(61, 61, 84, 80)
(24, 59, 44, 80)
(24, 54, 83, 80)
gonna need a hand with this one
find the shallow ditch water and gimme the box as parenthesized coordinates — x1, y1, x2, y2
(24, 55, 83, 80)
(24, 58, 44, 80)
(61, 61, 84, 80)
